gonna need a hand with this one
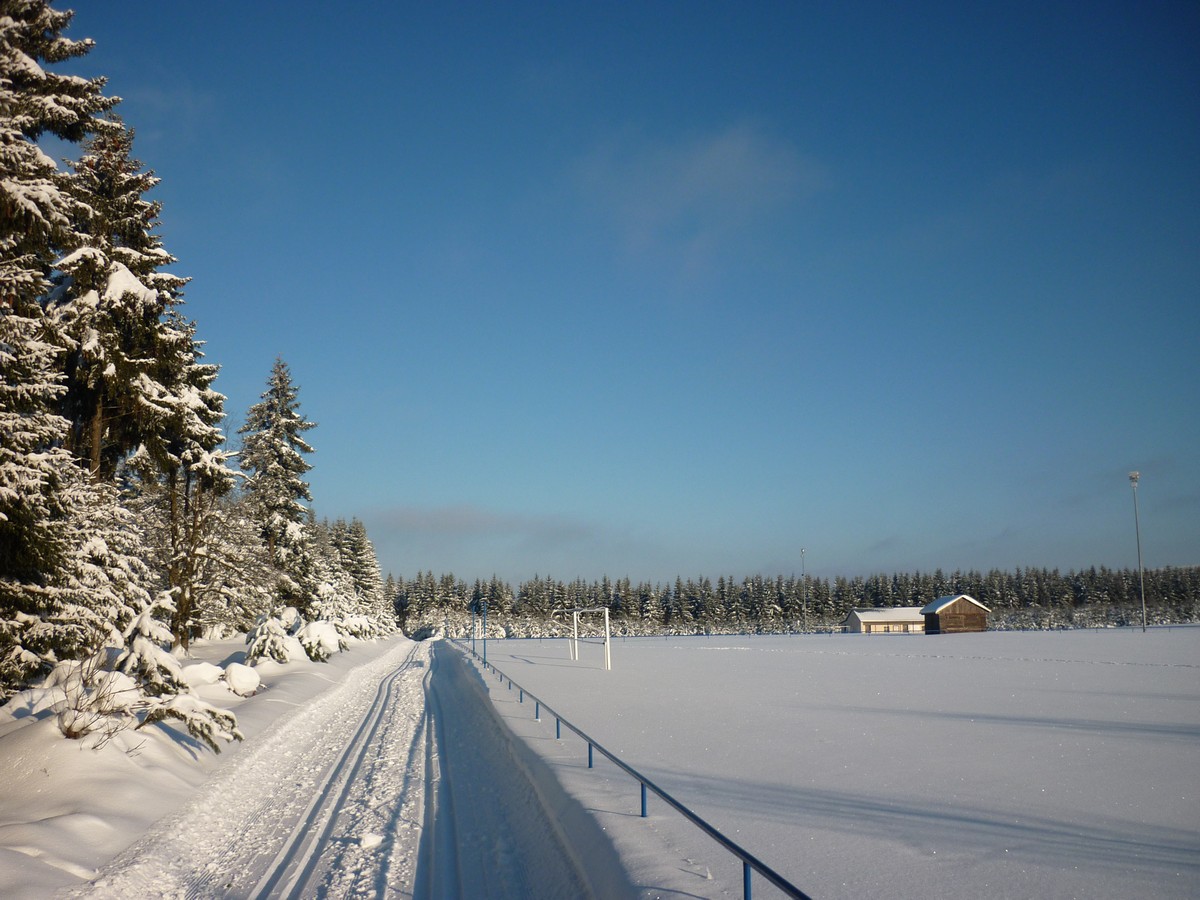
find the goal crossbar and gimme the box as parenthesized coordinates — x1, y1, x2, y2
(569, 607, 611, 670)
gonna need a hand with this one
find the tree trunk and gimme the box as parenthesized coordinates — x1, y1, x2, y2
(88, 403, 103, 477)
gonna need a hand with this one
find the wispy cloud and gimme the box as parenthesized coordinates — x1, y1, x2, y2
(573, 122, 828, 281)
(371, 504, 594, 543)
(363, 503, 686, 582)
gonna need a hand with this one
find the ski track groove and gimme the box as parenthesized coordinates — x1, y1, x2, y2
(250, 642, 421, 898)
(301, 651, 429, 898)
(69, 639, 429, 900)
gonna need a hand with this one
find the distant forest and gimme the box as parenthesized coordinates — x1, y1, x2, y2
(390, 565, 1200, 637)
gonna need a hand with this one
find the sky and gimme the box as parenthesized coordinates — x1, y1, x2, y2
(53, 1, 1199, 585)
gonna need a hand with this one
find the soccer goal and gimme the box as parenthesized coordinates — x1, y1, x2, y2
(569, 606, 611, 671)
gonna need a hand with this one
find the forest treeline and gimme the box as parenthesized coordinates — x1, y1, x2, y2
(391, 565, 1200, 637)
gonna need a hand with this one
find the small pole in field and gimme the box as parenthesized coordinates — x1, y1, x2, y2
(1129, 471, 1147, 632)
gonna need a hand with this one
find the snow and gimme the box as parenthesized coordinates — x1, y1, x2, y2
(101, 262, 157, 306)
(475, 628, 1200, 899)
(221, 663, 259, 696)
(921, 593, 990, 614)
(0, 627, 1195, 899)
(179, 662, 222, 688)
(0, 635, 420, 897)
(847, 606, 923, 621)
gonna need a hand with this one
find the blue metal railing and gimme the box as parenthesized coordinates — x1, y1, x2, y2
(453, 640, 813, 900)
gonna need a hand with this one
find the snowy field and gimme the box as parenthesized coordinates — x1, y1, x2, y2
(472, 627, 1200, 899)
(1, 628, 1195, 899)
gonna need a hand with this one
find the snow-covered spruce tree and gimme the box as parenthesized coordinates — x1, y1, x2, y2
(308, 519, 365, 638)
(245, 605, 304, 665)
(116, 591, 242, 753)
(345, 518, 395, 631)
(238, 357, 318, 615)
(0, 0, 117, 700)
(46, 474, 238, 750)
(123, 313, 237, 648)
(46, 116, 190, 480)
(187, 491, 275, 638)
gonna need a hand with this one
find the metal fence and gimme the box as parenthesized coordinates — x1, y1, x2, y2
(454, 640, 813, 900)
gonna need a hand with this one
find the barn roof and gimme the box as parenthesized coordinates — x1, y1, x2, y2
(847, 607, 925, 622)
(920, 594, 991, 615)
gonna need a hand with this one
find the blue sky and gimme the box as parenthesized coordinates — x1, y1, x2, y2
(60, 2, 1198, 583)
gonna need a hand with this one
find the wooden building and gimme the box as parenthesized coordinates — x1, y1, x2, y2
(844, 607, 925, 634)
(920, 594, 989, 634)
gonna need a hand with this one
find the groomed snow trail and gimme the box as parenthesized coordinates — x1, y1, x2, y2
(66, 637, 633, 899)
(70, 639, 430, 899)
(414, 642, 633, 899)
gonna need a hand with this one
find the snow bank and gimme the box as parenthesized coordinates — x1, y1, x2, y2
(0, 634, 416, 898)
(222, 663, 259, 697)
(180, 662, 222, 688)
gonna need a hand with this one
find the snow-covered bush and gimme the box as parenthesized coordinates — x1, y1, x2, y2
(339, 615, 375, 639)
(113, 593, 189, 696)
(223, 663, 260, 697)
(246, 608, 305, 664)
(297, 621, 344, 662)
(47, 656, 140, 748)
(181, 662, 223, 688)
(141, 693, 242, 755)
(50, 592, 245, 754)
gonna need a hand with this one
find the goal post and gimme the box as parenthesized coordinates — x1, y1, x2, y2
(569, 606, 611, 671)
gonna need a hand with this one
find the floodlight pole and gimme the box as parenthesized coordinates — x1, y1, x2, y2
(1129, 472, 1146, 632)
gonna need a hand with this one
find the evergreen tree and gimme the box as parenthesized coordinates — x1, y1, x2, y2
(238, 358, 317, 612)
(345, 518, 392, 629)
(186, 492, 275, 637)
(0, 0, 116, 700)
(129, 313, 235, 648)
(47, 116, 190, 479)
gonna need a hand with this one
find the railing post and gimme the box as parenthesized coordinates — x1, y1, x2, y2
(744, 861, 752, 900)
(519, 688, 524, 703)
(556, 717, 561, 739)
(588, 743, 593, 768)
(641, 782, 647, 817)
(535, 700, 540, 721)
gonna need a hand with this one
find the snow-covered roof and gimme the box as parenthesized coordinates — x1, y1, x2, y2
(919, 594, 990, 615)
(847, 607, 925, 622)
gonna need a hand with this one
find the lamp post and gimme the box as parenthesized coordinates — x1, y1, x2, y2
(1129, 472, 1146, 632)
(482, 599, 488, 664)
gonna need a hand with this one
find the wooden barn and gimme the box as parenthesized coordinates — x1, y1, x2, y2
(920, 594, 990, 634)
(844, 607, 925, 634)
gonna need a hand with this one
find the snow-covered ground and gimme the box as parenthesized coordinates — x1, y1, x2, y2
(0, 634, 428, 898)
(472, 627, 1200, 899)
(0, 634, 637, 899)
(2, 627, 1196, 899)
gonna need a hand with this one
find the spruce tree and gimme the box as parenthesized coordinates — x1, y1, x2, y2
(0, 0, 116, 699)
(124, 314, 236, 648)
(47, 116, 189, 479)
(238, 358, 317, 613)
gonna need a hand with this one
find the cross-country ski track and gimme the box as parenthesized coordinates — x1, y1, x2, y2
(65, 636, 635, 900)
